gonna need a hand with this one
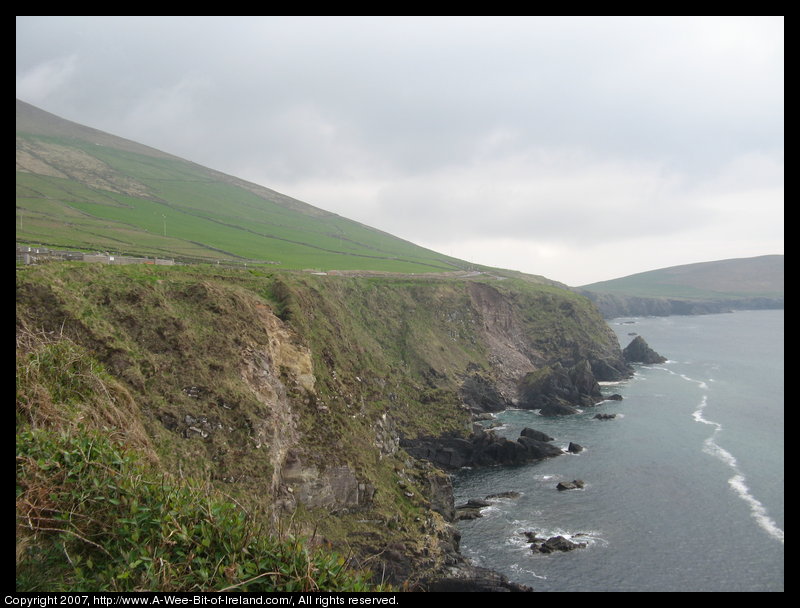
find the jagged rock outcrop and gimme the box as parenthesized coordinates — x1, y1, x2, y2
(539, 402, 580, 417)
(519, 427, 554, 442)
(459, 373, 513, 413)
(421, 565, 533, 592)
(567, 442, 584, 453)
(487, 491, 521, 499)
(623, 335, 667, 364)
(401, 426, 564, 470)
(556, 479, 585, 491)
(279, 451, 375, 512)
(454, 499, 492, 520)
(517, 360, 603, 411)
(594, 413, 616, 420)
(526, 534, 587, 554)
(424, 468, 457, 522)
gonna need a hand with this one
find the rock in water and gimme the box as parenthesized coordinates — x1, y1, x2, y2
(593, 413, 616, 420)
(532, 535, 587, 553)
(519, 427, 554, 442)
(487, 491, 521, 499)
(622, 335, 667, 364)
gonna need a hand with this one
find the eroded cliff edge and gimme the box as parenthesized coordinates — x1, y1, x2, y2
(16, 264, 631, 589)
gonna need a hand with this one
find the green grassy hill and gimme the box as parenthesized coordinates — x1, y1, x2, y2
(578, 255, 784, 317)
(16, 99, 472, 274)
(579, 255, 784, 299)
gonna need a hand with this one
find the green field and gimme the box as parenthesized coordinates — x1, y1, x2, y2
(580, 255, 784, 300)
(16, 101, 472, 274)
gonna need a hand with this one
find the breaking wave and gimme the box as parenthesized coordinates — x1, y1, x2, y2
(688, 380, 784, 544)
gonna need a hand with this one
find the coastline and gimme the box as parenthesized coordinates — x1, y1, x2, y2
(408, 373, 631, 591)
(448, 311, 783, 592)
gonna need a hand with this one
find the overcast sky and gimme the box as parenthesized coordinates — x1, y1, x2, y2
(16, 16, 783, 285)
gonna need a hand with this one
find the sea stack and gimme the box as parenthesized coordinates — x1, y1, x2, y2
(622, 335, 667, 364)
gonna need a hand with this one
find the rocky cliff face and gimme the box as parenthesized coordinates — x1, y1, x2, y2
(579, 290, 784, 318)
(16, 264, 630, 588)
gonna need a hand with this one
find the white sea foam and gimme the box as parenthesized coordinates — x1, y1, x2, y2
(690, 387, 784, 544)
(505, 531, 533, 550)
(692, 396, 719, 428)
(510, 564, 548, 580)
(511, 525, 608, 552)
(729, 474, 785, 543)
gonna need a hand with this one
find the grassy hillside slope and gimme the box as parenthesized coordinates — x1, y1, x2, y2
(579, 255, 784, 299)
(16, 99, 471, 274)
(577, 255, 784, 317)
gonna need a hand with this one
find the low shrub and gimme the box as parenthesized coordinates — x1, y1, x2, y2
(16, 428, 386, 592)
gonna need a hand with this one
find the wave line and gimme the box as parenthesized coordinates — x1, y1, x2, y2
(692, 389, 784, 544)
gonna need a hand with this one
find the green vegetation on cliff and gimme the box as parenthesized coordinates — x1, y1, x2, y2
(16, 428, 383, 592)
(16, 255, 627, 591)
(15, 264, 392, 591)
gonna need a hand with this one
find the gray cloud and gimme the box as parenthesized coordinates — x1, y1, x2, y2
(16, 16, 783, 284)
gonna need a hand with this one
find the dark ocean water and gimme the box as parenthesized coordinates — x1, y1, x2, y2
(454, 310, 784, 592)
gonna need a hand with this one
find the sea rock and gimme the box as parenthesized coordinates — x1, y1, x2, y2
(623, 336, 667, 364)
(556, 479, 585, 491)
(522, 531, 545, 543)
(459, 499, 492, 508)
(422, 564, 533, 592)
(486, 491, 521, 500)
(606, 393, 623, 400)
(454, 507, 484, 521)
(530, 535, 587, 554)
(594, 413, 616, 420)
(516, 436, 564, 459)
(539, 402, 580, 417)
(567, 442, 584, 453)
(454, 497, 505, 520)
(519, 427, 554, 442)
(401, 426, 565, 470)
